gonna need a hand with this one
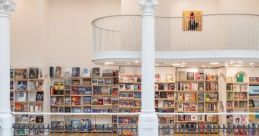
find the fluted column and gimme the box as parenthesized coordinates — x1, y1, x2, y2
(139, 0, 159, 136)
(0, 0, 15, 135)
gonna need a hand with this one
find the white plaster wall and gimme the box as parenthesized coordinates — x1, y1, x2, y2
(121, 0, 259, 16)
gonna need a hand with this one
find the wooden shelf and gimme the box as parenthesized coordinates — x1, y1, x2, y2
(155, 98, 174, 100)
(119, 82, 141, 84)
(155, 90, 174, 92)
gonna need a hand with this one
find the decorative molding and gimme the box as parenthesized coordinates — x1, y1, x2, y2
(139, 0, 158, 14)
(0, 0, 15, 14)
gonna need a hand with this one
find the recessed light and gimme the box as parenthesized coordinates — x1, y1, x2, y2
(182, 62, 186, 65)
(172, 63, 181, 66)
(233, 64, 243, 67)
(126, 62, 130, 65)
(210, 62, 219, 65)
(156, 64, 159, 66)
(104, 62, 114, 65)
(134, 60, 139, 63)
(249, 62, 254, 65)
(225, 62, 228, 67)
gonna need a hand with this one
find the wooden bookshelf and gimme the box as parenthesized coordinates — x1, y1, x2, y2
(11, 68, 45, 135)
(49, 67, 119, 133)
(174, 69, 219, 134)
(226, 74, 249, 125)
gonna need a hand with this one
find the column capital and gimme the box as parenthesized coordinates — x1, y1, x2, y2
(139, 0, 158, 15)
(0, 0, 15, 16)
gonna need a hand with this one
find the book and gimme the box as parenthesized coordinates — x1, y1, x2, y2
(17, 81, 27, 91)
(55, 66, 62, 78)
(72, 67, 80, 77)
(155, 73, 161, 82)
(29, 68, 39, 79)
(92, 68, 100, 77)
(36, 92, 44, 101)
(178, 71, 186, 81)
(166, 74, 174, 82)
(236, 73, 245, 82)
(187, 72, 194, 80)
(198, 103, 204, 111)
(16, 91, 27, 101)
(198, 93, 204, 101)
(82, 68, 91, 77)
(15, 69, 27, 79)
(36, 116, 44, 123)
(10, 69, 14, 79)
(10, 81, 14, 90)
(49, 66, 54, 78)
(71, 96, 81, 105)
(102, 69, 113, 77)
(64, 71, 71, 85)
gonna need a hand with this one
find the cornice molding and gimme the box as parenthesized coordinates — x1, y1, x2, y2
(139, 0, 158, 15)
(0, 0, 15, 16)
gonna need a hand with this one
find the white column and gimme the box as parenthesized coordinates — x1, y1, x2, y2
(0, 0, 15, 136)
(139, 0, 158, 136)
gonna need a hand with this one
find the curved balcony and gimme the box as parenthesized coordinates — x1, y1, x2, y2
(92, 14, 259, 64)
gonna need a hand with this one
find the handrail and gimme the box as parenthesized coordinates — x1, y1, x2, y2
(92, 14, 259, 61)
(92, 13, 259, 30)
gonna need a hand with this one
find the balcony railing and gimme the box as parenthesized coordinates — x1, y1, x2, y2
(92, 14, 259, 61)
(11, 123, 259, 136)
(3, 112, 259, 135)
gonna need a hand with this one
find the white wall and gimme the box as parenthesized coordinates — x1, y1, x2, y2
(121, 0, 259, 16)
(11, 0, 259, 68)
(11, 0, 121, 68)
(11, 0, 48, 67)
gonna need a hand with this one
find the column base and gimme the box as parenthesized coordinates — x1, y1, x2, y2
(0, 113, 14, 136)
(139, 112, 158, 136)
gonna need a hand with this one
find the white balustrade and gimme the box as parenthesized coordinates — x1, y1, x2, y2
(91, 14, 259, 61)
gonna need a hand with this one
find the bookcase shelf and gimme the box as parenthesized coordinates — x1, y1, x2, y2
(11, 68, 45, 135)
(173, 69, 219, 134)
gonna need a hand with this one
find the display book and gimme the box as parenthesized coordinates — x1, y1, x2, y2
(226, 75, 249, 126)
(175, 70, 219, 134)
(11, 68, 44, 136)
(49, 67, 119, 132)
(248, 76, 259, 123)
(154, 73, 175, 113)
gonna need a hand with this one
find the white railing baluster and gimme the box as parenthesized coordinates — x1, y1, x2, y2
(91, 14, 259, 60)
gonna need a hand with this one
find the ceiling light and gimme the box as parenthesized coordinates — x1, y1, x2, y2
(182, 62, 186, 65)
(210, 62, 219, 65)
(126, 62, 130, 65)
(225, 62, 228, 67)
(156, 64, 159, 66)
(172, 63, 181, 66)
(232, 64, 243, 67)
(249, 62, 254, 65)
(134, 60, 139, 63)
(104, 62, 114, 65)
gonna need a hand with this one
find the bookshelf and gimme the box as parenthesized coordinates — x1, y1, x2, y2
(116, 74, 141, 132)
(11, 68, 45, 136)
(226, 74, 249, 125)
(174, 69, 219, 134)
(248, 77, 259, 123)
(49, 67, 119, 133)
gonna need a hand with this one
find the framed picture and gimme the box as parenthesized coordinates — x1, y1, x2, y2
(183, 11, 202, 31)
